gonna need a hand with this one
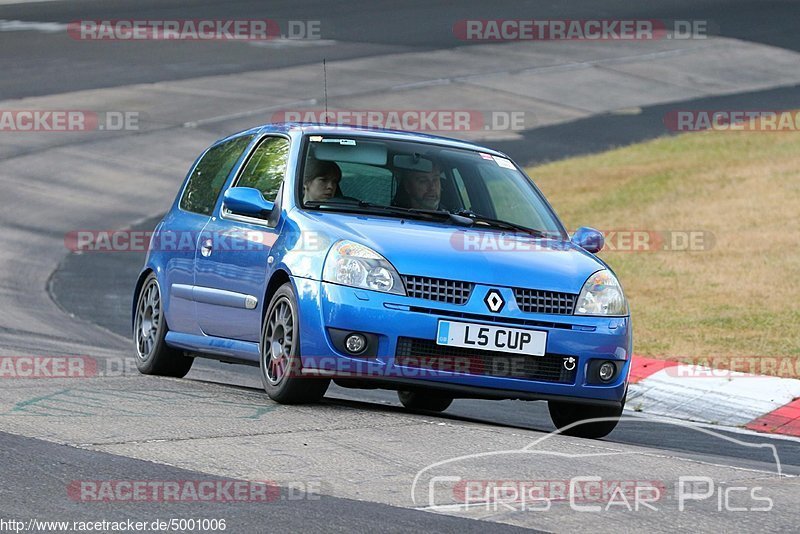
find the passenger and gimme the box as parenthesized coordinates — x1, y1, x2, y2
(303, 160, 342, 203)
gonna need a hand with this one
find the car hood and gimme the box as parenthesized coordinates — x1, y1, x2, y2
(298, 211, 604, 294)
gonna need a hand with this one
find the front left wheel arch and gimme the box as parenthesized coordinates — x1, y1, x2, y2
(262, 268, 292, 323)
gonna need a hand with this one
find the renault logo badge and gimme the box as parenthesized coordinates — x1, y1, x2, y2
(484, 290, 505, 313)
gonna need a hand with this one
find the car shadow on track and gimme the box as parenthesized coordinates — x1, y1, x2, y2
(185, 372, 800, 474)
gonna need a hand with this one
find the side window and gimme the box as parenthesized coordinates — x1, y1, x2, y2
(236, 136, 290, 202)
(478, 164, 547, 230)
(180, 135, 254, 215)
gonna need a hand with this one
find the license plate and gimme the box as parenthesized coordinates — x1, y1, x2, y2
(436, 320, 547, 356)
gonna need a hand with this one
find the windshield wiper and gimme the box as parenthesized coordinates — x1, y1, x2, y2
(452, 210, 548, 238)
(305, 200, 475, 226)
(359, 202, 476, 226)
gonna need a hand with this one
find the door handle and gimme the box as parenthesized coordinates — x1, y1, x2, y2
(200, 238, 213, 257)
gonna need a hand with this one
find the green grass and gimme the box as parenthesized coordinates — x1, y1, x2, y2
(526, 128, 800, 367)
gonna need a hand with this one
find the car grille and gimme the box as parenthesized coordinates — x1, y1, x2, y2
(395, 337, 576, 384)
(513, 288, 577, 315)
(402, 275, 473, 305)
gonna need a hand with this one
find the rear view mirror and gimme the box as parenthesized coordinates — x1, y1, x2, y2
(393, 154, 433, 172)
(223, 187, 274, 217)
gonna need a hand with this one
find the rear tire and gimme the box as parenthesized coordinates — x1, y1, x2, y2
(398, 390, 453, 413)
(133, 273, 194, 378)
(548, 395, 625, 439)
(260, 283, 330, 404)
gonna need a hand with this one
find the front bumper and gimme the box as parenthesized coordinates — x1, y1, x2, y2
(293, 277, 631, 405)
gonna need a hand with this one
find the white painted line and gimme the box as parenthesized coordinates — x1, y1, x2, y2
(0, 0, 63, 5)
(452, 43, 721, 84)
(247, 39, 337, 49)
(182, 98, 318, 128)
(0, 19, 66, 32)
(391, 79, 452, 90)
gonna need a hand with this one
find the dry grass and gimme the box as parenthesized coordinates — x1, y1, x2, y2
(527, 129, 800, 364)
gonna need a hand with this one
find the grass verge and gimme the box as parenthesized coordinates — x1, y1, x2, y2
(527, 129, 800, 369)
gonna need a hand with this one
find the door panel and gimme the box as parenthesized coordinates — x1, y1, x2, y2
(162, 134, 255, 335)
(194, 219, 277, 341)
(193, 135, 290, 341)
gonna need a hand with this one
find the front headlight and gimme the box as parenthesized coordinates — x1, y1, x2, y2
(574, 269, 628, 316)
(322, 240, 405, 295)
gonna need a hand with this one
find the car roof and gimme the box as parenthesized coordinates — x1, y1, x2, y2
(248, 122, 509, 158)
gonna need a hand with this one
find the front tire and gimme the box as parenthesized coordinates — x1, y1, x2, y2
(133, 273, 194, 378)
(398, 390, 453, 413)
(260, 282, 329, 404)
(548, 396, 625, 439)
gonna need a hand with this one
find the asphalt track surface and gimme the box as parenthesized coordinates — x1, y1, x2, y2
(0, 431, 536, 534)
(1, 0, 799, 99)
(3, 0, 800, 532)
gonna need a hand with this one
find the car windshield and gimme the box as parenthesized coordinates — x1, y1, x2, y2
(298, 135, 566, 238)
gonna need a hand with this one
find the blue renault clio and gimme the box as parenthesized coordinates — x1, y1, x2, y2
(133, 123, 631, 438)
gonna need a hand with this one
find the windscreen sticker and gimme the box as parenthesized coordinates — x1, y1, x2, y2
(493, 156, 515, 169)
(479, 152, 494, 160)
(321, 138, 356, 145)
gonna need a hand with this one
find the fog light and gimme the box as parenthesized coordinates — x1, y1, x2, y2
(599, 361, 616, 382)
(345, 333, 367, 354)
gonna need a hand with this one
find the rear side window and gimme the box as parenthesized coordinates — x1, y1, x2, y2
(180, 135, 254, 215)
(235, 136, 290, 202)
(339, 162, 394, 204)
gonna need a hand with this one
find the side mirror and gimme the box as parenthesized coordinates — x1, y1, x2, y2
(222, 187, 274, 217)
(571, 226, 604, 253)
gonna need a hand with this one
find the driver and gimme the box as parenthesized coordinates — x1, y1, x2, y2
(393, 163, 442, 210)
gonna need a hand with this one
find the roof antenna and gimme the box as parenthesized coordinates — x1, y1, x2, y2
(323, 58, 329, 124)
